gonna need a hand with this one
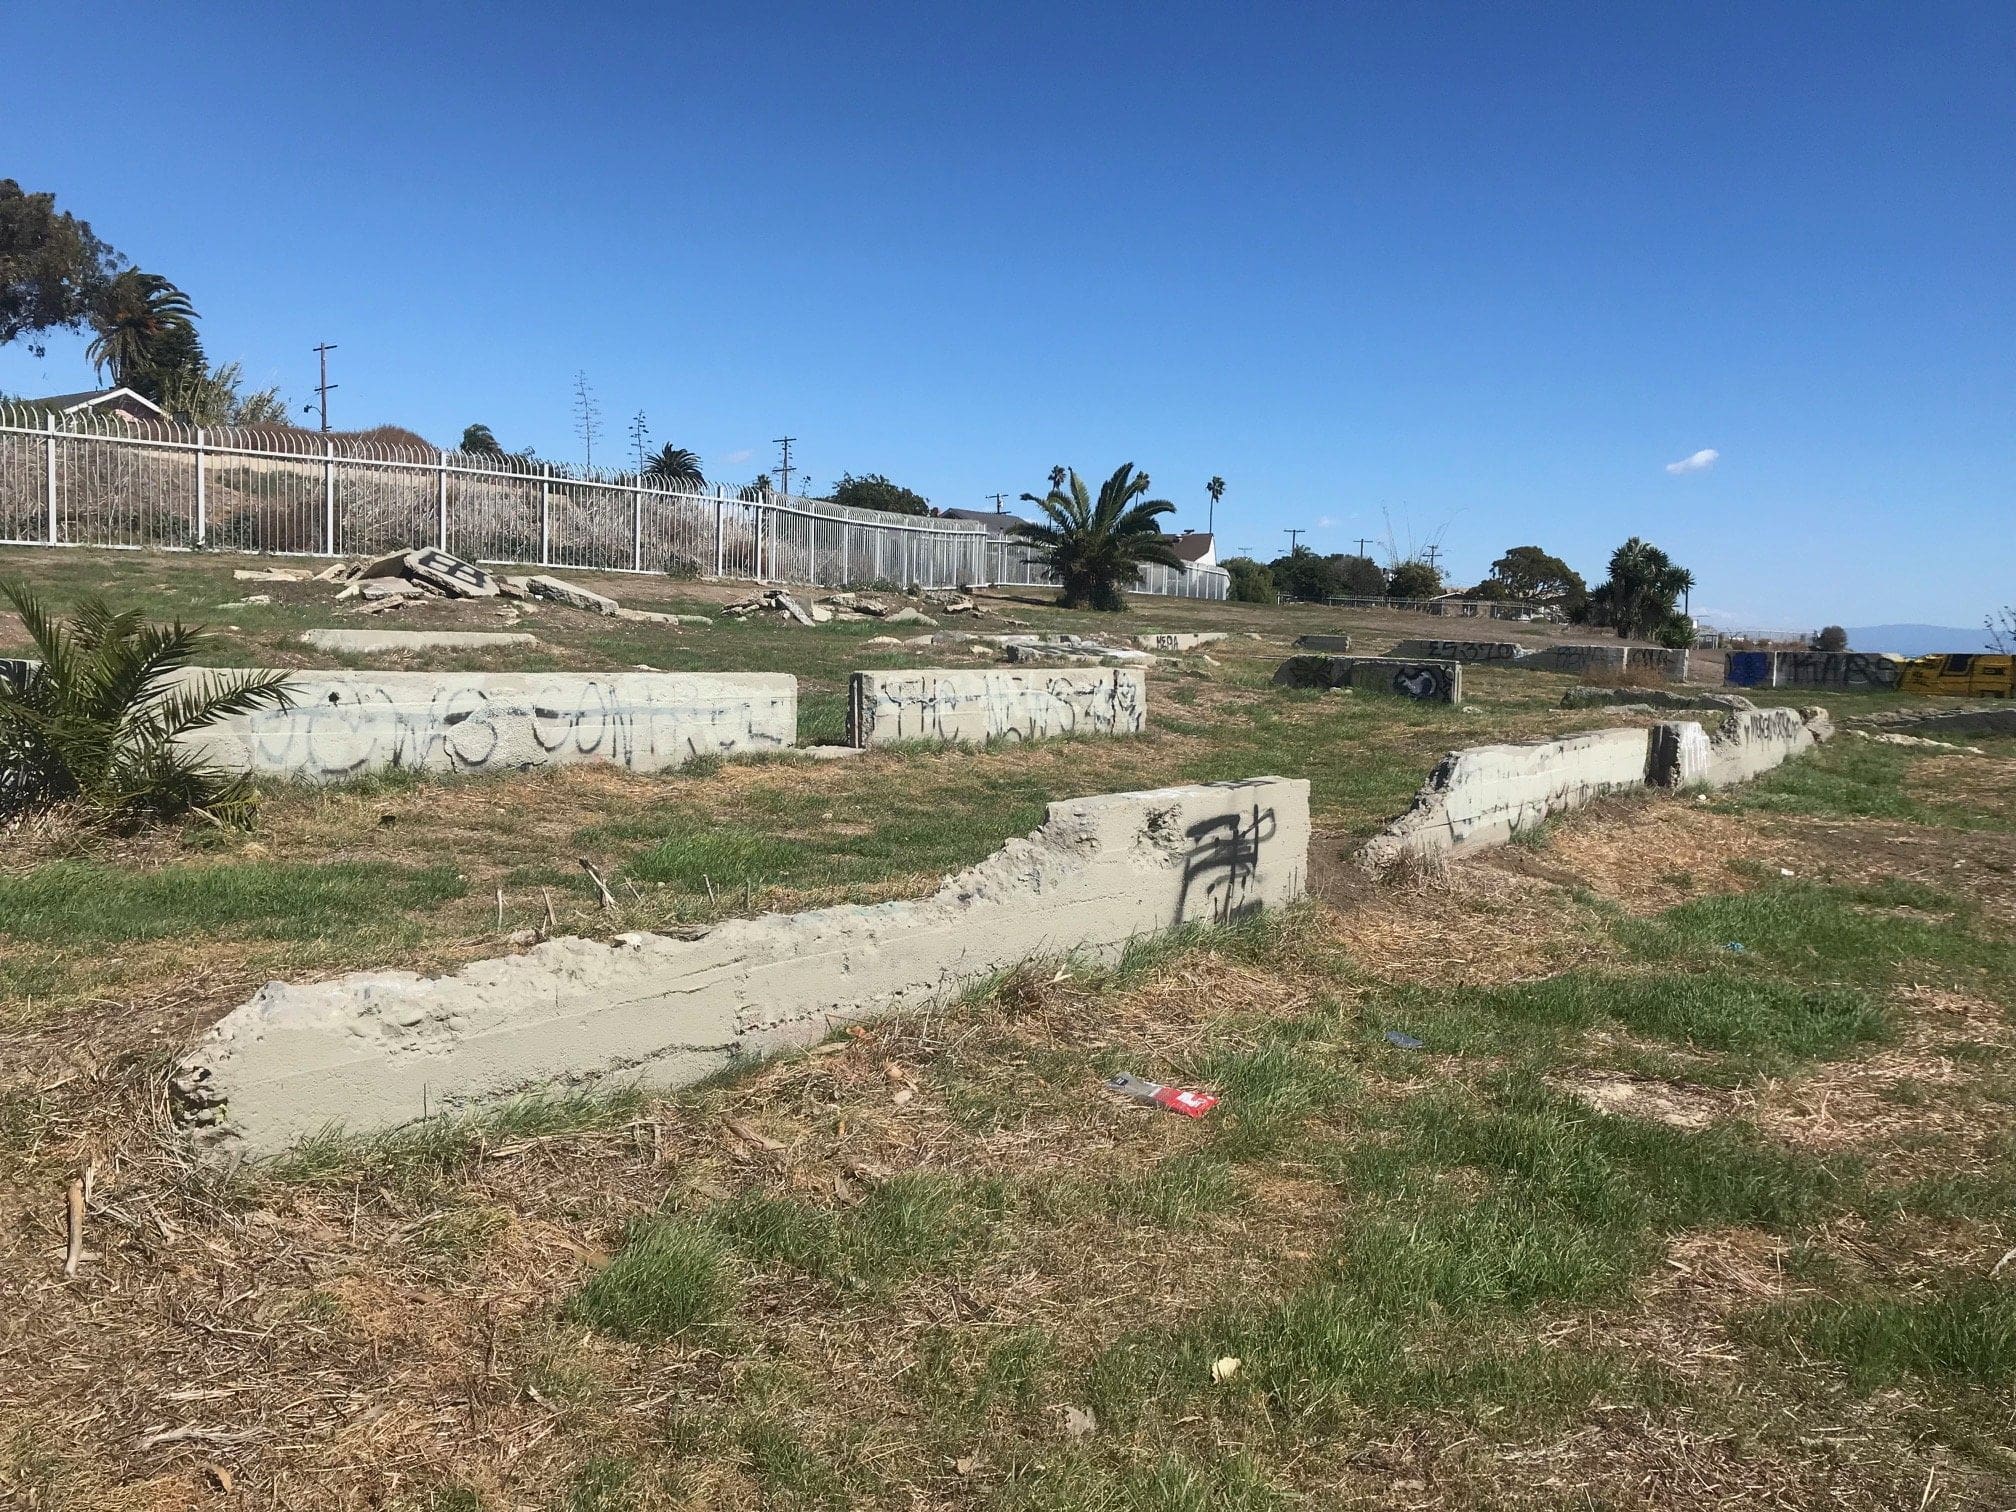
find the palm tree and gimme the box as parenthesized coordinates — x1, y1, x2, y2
(86, 271, 200, 395)
(0, 579, 294, 827)
(643, 445, 706, 491)
(1015, 464, 1182, 611)
(1048, 465, 1067, 491)
(1206, 475, 1226, 534)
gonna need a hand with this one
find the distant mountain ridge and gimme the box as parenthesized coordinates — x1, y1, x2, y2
(1841, 624, 2000, 658)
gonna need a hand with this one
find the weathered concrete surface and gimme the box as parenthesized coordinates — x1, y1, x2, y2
(1272, 655, 1462, 702)
(300, 629, 539, 655)
(1292, 634, 1354, 653)
(1563, 686, 1754, 711)
(1364, 727, 1655, 864)
(848, 667, 1146, 747)
(173, 777, 1310, 1159)
(1650, 707, 1834, 789)
(999, 634, 1156, 666)
(1136, 631, 1227, 652)
(1726, 650, 1904, 690)
(183, 669, 795, 779)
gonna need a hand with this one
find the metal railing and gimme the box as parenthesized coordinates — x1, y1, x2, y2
(0, 405, 1229, 600)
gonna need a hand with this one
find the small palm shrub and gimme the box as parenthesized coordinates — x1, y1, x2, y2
(1016, 463, 1182, 611)
(0, 579, 295, 827)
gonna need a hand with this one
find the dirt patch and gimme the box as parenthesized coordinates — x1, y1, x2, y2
(1557, 1073, 1728, 1128)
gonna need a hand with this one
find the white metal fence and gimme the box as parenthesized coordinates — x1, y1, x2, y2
(0, 407, 1229, 600)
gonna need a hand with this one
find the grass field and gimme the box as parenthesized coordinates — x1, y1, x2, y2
(2, 546, 2012, 1509)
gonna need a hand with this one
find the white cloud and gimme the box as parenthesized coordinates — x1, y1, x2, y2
(721, 448, 754, 465)
(1315, 515, 1335, 528)
(1665, 448, 1719, 476)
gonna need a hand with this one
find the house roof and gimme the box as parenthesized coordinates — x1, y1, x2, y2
(1166, 531, 1215, 563)
(25, 387, 167, 418)
(940, 507, 1034, 534)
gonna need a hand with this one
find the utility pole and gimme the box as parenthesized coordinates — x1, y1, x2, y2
(1354, 536, 1372, 559)
(772, 436, 796, 500)
(1423, 544, 1444, 575)
(1285, 528, 1305, 554)
(984, 492, 1008, 513)
(306, 343, 338, 433)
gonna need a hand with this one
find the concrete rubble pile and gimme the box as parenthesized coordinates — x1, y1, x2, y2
(237, 547, 712, 628)
(723, 585, 985, 629)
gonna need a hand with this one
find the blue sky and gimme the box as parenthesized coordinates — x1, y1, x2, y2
(3, 1, 2009, 629)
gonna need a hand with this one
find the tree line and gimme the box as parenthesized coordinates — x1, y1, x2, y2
(1224, 537, 1699, 646)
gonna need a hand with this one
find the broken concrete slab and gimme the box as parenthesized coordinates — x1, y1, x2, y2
(883, 608, 938, 628)
(234, 567, 307, 583)
(1292, 634, 1354, 653)
(172, 776, 1310, 1160)
(848, 667, 1147, 747)
(401, 548, 498, 599)
(1273, 655, 1462, 703)
(525, 574, 617, 615)
(300, 629, 539, 655)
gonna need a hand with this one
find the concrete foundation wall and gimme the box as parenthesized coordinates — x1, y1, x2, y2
(1858, 707, 2016, 738)
(1726, 650, 1903, 689)
(1369, 705, 1836, 864)
(847, 667, 1146, 747)
(1364, 727, 1652, 862)
(174, 777, 1311, 1159)
(1389, 638, 1680, 679)
(1390, 638, 1524, 663)
(1136, 632, 1226, 652)
(187, 669, 796, 779)
(1273, 655, 1462, 702)
(1292, 634, 1354, 653)
(1649, 707, 1833, 789)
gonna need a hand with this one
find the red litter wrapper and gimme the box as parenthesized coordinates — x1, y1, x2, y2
(1105, 1072, 1219, 1118)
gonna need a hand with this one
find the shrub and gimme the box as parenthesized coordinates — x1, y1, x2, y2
(0, 578, 294, 827)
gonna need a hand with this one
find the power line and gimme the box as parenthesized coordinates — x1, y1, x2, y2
(985, 492, 1008, 513)
(772, 436, 796, 500)
(1285, 528, 1305, 554)
(305, 343, 338, 433)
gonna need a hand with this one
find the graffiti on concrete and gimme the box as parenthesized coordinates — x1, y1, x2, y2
(1723, 650, 1902, 689)
(235, 676, 791, 778)
(849, 668, 1146, 747)
(1178, 799, 1278, 925)
(1394, 639, 1522, 663)
(1389, 664, 1455, 701)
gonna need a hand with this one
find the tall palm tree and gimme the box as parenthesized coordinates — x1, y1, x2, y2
(86, 271, 199, 395)
(1015, 463, 1182, 611)
(644, 445, 706, 491)
(1206, 475, 1226, 534)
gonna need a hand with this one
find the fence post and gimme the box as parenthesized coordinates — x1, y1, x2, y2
(437, 452, 449, 551)
(632, 485, 643, 572)
(539, 468, 551, 565)
(323, 440, 336, 555)
(842, 521, 851, 588)
(713, 491, 725, 577)
(194, 427, 207, 546)
(44, 415, 58, 544)
(809, 509, 818, 587)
